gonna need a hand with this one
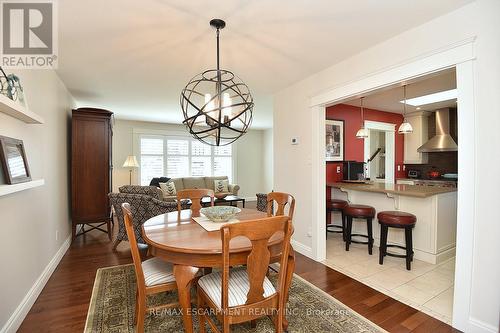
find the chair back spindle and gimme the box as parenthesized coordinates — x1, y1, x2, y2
(220, 216, 292, 308)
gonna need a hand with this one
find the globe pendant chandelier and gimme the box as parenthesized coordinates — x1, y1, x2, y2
(180, 19, 254, 146)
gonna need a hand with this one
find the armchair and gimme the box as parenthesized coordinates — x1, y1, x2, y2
(109, 185, 185, 250)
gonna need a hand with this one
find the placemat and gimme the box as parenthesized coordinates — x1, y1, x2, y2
(193, 215, 240, 232)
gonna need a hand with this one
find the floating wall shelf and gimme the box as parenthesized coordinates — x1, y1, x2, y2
(0, 94, 44, 124)
(0, 179, 45, 197)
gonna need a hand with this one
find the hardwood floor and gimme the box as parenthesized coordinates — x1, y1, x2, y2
(19, 215, 460, 332)
(294, 256, 459, 332)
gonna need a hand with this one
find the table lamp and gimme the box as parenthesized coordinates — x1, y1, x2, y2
(122, 155, 139, 185)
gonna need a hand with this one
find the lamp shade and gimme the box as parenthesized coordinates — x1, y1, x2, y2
(356, 127, 369, 139)
(123, 155, 139, 168)
(398, 120, 414, 134)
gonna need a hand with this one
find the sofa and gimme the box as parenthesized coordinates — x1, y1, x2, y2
(109, 185, 189, 248)
(161, 176, 240, 201)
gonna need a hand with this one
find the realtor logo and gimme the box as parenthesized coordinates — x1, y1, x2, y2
(1, 0, 58, 68)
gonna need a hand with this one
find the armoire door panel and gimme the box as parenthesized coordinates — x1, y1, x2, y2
(72, 118, 109, 219)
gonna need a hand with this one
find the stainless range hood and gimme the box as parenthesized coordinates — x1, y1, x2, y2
(417, 108, 458, 152)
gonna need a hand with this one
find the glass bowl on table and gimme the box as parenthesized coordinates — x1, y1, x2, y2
(200, 206, 241, 223)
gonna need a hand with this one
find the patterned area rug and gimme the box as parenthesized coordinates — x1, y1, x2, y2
(84, 264, 385, 333)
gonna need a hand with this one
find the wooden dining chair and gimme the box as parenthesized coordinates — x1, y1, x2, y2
(176, 189, 215, 216)
(266, 192, 295, 220)
(266, 192, 295, 274)
(121, 203, 179, 333)
(197, 215, 293, 333)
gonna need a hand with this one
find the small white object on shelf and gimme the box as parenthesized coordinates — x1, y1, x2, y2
(0, 179, 45, 197)
(0, 93, 44, 124)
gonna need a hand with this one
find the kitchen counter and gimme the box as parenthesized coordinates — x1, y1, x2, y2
(328, 181, 457, 264)
(327, 181, 457, 198)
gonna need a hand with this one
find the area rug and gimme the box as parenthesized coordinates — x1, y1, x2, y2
(84, 264, 386, 333)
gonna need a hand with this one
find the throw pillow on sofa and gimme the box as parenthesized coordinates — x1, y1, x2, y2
(214, 179, 229, 193)
(150, 177, 171, 187)
(160, 181, 177, 196)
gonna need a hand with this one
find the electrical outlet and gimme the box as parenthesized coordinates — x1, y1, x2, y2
(397, 165, 401, 172)
(336, 166, 341, 173)
(291, 137, 299, 145)
(403, 165, 406, 171)
(307, 227, 312, 237)
(55, 230, 59, 241)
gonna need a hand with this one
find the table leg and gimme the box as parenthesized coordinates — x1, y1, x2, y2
(283, 247, 295, 331)
(173, 265, 199, 333)
(242, 199, 245, 208)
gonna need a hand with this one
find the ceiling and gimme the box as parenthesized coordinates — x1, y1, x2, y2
(56, 0, 471, 128)
(344, 68, 457, 113)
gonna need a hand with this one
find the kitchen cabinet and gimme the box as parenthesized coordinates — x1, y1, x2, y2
(404, 111, 429, 164)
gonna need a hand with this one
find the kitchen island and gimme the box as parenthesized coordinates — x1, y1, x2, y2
(328, 182, 457, 264)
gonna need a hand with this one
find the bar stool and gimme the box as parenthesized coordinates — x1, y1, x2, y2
(344, 204, 376, 254)
(326, 199, 348, 240)
(377, 211, 417, 270)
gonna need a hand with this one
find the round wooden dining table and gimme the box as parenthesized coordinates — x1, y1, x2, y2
(142, 208, 295, 333)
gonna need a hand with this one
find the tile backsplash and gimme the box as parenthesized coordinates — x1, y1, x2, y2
(406, 151, 458, 177)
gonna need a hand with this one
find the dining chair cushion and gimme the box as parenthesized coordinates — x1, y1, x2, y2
(198, 267, 276, 308)
(141, 257, 176, 287)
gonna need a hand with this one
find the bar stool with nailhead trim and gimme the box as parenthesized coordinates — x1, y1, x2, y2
(377, 211, 417, 270)
(344, 204, 376, 254)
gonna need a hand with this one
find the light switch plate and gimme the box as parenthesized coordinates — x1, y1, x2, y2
(336, 166, 341, 173)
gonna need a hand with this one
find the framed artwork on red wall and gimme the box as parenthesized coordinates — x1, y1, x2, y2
(326, 119, 344, 162)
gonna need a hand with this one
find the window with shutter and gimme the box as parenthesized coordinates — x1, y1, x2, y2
(140, 138, 164, 185)
(139, 135, 234, 185)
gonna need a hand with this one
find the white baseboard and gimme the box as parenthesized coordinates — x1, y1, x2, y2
(243, 196, 256, 202)
(468, 318, 499, 333)
(1, 235, 71, 333)
(291, 239, 314, 259)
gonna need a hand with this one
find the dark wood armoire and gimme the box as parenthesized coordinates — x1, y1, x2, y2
(71, 108, 113, 241)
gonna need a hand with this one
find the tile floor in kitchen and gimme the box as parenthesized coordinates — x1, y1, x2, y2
(324, 232, 455, 324)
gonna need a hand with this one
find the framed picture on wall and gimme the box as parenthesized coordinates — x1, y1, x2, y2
(0, 136, 31, 184)
(326, 119, 344, 162)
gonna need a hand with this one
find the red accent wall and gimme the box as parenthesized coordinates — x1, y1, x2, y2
(326, 103, 406, 188)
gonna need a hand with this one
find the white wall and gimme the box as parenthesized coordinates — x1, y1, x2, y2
(262, 128, 274, 192)
(273, 1, 499, 331)
(112, 119, 272, 199)
(0, 70, 74, 331)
